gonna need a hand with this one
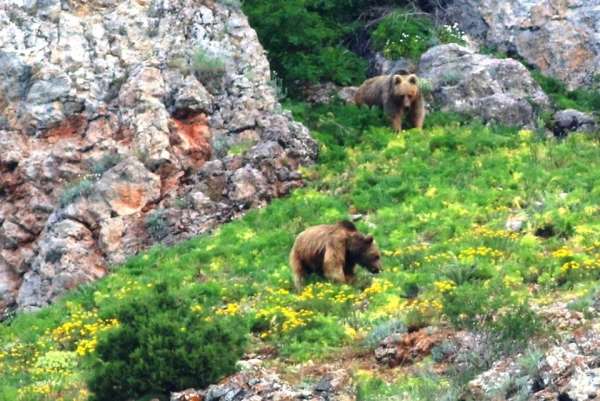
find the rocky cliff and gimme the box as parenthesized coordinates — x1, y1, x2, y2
(0, 0, 317, 315)
(445, 0, 600, 90)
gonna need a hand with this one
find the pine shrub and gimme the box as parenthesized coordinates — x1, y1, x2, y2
(88, 283, 247, 401)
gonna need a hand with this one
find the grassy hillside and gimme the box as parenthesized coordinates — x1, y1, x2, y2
(2, 103, 600, 400)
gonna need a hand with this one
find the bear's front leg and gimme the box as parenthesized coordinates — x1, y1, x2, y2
(410, 96, 425, 129)
(391, 109, 404, 132)
(323, 244, 347, 284)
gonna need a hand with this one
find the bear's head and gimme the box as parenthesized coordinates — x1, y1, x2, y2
(390, 74, 420, 108)
(348, 233, 382, 273)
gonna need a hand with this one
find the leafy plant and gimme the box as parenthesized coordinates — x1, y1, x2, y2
(192, 48, 227, 84)
(87, 283, 247, 401)
(518, 347, 543, 378)
(356, 371, 459, 401)
(59, 179, 95, 208)
(91, 153, 122, 176)
(436, 23, 466, 46)
(532, 70, 600, 112)
(363, 318, 406, 348)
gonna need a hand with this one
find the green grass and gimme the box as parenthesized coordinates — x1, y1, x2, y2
(2, 102, 600, 400)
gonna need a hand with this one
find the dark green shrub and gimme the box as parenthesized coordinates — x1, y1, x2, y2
(244, 0, 362, 91)
(243, 0, 407, 93)
(88, 283, 247, 401)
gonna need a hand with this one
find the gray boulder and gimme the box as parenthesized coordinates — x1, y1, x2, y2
(418, 44, 550, 126)
(553, 109, 597, 137)
(369, 52, 417, 76)
(445, 0, 600, 90)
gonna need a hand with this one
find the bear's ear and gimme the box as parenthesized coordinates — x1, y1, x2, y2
(408, 75, 417, 85)
(364, 235, 374, 245)
(338, 220, 357, 231)
(394, 75, 402, 85)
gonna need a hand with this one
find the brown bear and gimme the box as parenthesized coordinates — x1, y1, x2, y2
(289, 220, 381, 289)
(355, 73, 425, 132)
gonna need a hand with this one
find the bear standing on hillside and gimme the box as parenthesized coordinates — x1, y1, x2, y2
(289, 221, 381, 289)
(355, 73, 425, 132)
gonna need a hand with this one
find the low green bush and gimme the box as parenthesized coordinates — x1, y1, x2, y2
(88, 283, 247, 401)
(363, 318, 407, 349)
(356, 371, 459, 401)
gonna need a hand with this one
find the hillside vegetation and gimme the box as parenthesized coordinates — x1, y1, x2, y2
(2, 101, 600, 400)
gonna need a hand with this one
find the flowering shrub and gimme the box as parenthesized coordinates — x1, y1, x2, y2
(371, 11, 466, 60)
(436, 23, 467, 46)
(50, 304, 118, 356)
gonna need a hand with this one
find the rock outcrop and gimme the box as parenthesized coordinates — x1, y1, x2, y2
(553, 109, 597, 137)
(369, 52, 417, 76)
(171, 364, 353, 401)
(0, 0, 317, 315)
(467, 324, 600, 401)
(445, 0, 600, 90)
(418, 44, 550, 127)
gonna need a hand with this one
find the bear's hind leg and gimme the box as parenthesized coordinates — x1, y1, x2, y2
(290, 250, 306, 290)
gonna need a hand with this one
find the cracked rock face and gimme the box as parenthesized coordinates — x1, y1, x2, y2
(0, 0, 317, 315)
(170, 365, 353, 401)
(418, 44, 550, 127)
(445, 0, 600, 90)
(467, 324, 600, 401)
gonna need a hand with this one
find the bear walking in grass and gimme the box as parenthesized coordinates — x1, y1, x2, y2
(355, 73, 426, 132)
(290, 221, 381, 289)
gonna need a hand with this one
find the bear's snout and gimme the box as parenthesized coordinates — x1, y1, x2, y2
(369, 261, 382, 274)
